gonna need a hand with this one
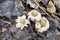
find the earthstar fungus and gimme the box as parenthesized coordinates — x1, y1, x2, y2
(16, 15, 30, 30)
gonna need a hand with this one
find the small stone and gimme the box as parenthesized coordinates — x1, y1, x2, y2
(2, 27, 7, 32)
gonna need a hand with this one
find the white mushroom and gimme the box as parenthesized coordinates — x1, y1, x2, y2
(16, 15, 30, 30)
(35, 17, 49, 33)
(27, 10, 41, 21)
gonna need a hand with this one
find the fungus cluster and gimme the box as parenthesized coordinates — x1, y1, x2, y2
(16, 10, 49, 33)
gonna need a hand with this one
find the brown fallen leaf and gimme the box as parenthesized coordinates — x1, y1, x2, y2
(47, 1, 56, 14)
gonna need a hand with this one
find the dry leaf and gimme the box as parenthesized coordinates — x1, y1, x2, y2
(47, 1, 56, 14)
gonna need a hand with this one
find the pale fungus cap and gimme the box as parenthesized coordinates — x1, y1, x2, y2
(35, 17, 49, 33)
(27, 10, 41, 21)
(16, 15, 30, 30)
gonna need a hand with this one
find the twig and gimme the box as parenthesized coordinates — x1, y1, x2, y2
(33, 0, 51, 18)
(38, 6, 51, 18)
(0, 20, 14, 27)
